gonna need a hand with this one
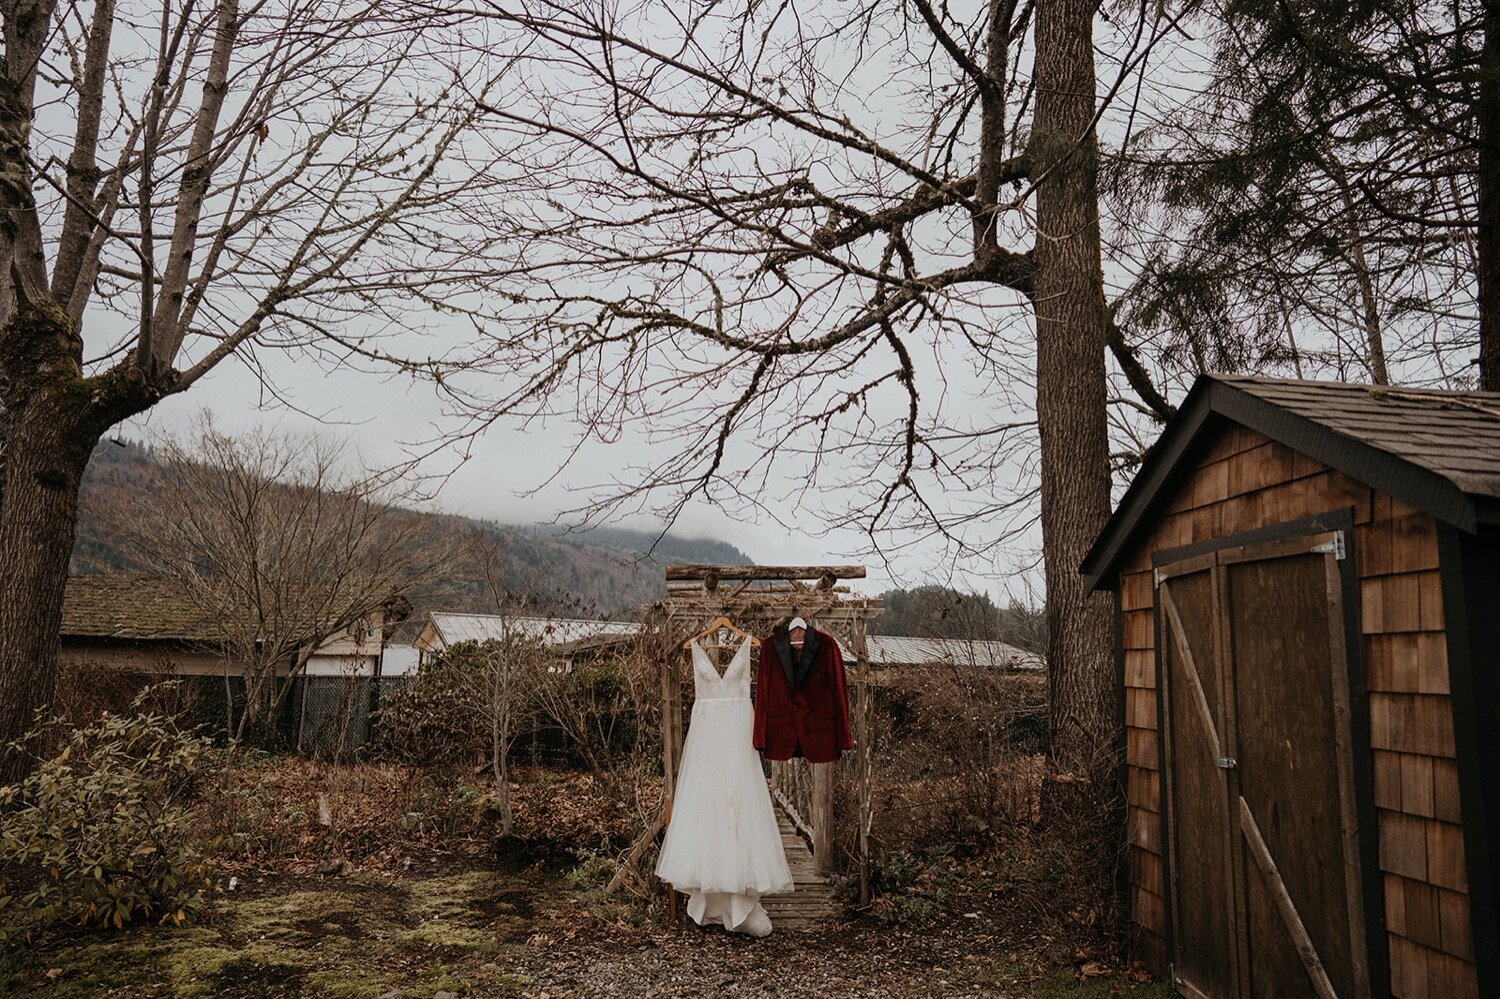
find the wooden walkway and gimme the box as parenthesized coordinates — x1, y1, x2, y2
(760, 805, 840, 930)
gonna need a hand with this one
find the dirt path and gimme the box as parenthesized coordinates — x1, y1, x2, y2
(512, 924, 1045, 998)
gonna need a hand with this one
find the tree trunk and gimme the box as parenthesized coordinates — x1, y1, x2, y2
(492, 706, 513, 837)
(1030, 0, 1118, 785)
(1478, 1, 1500, 390)
(1348, 239, 1390, 386)
(0, 304, 160, 784)
(0, 311, 106, 785)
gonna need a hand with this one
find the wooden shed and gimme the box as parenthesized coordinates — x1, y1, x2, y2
(1081, 375, 1500, 999)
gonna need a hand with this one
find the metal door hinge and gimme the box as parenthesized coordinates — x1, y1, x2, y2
(1312, 531, 1346, 560)
(1153, 568, 1163, 588)
(1215, 756, 1238, 770)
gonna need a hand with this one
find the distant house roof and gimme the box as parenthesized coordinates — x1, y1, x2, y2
(409, 610, 1043, 669)
(61, 575, 221, 642)
(416, 612, 640, 653)
(1082, 374, 1500, 591)
(60, 574, 407, 646)
(863, 635, 1044, 672)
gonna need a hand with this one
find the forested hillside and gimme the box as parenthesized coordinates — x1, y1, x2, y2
(73, 441, 749, 616)
(872, 585, 1045, 652)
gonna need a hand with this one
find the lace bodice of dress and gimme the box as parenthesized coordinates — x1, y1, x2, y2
(690, 638, 752, 700)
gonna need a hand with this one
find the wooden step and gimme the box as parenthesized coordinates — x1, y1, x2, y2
(764, 797, 840, 930)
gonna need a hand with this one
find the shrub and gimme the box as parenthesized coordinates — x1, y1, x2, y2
(867, 847, 960, 925)
(0, 688, 218, 933)
(374, 648, 489, 766)
(566, 849, 618, 891)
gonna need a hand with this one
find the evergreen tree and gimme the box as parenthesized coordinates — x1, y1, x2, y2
(1119, 0, 1491, 387)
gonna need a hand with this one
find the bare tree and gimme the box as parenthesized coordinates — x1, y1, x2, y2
(116, 417, 447, 745)
(428, 0, 1167, 789)
(456, 531, 565, 837)
(403, 636, 545, 837)
(423, 529, 651, 837)
(0, 0, 512, 780)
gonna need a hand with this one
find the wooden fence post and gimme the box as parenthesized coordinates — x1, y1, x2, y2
(812, 761, 835, 874)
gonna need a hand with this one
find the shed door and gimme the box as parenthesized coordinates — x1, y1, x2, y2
(1158, 530, 1371, 999)
(1159, 556, 1237, 999)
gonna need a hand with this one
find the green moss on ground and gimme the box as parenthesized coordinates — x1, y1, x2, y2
(0, 864, 556, 998)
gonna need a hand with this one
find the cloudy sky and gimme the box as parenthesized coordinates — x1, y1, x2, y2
(87, 0, 1133, 608)
(122, 311, 1047, 603)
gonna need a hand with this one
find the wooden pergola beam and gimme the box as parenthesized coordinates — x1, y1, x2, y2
(665, 564, 867, 579)
(665, 564, 866, 585)
(666, 582, 856, 594)
(661, 599, 882, 622)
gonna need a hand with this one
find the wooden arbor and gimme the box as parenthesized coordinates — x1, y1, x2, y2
(659, 564, 882, 912)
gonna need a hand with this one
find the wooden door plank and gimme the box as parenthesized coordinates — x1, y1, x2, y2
(1226, 546, 1370, 998)
(1160, 584, 1225, 758)
(1214, 562, 1252, 999)
(1157, 550, 1218, 581)
(1216, 530, 1341, 568)
(1159, 569, 1236, 999)
(1238, 796, 1340, 999)
(1324, 549, 1373, 999)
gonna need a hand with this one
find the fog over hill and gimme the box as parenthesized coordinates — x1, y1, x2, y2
(73, 441, 749, 617)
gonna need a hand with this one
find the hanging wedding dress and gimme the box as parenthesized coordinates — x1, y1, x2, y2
(655, 637, 793, 936)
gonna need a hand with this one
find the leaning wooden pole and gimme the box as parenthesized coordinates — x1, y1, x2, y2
(853, 615, 873, 907)
(659, 648, 679, 922)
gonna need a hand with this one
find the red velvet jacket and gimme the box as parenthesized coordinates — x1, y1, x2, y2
(752, 627, 852, 763)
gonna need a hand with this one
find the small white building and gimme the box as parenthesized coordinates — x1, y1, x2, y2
(861, 635, 1044, 673)
(405, 611, 642, 670)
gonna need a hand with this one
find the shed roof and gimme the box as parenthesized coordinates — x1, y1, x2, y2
(1082, 374, 1500, 591)
(61, 574, 405, 646)
(61, 575, 221, 642)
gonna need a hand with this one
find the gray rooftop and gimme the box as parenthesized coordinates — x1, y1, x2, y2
(1213, 375, 1500, 499)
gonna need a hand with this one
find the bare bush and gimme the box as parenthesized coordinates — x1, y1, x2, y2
(117, 418, 448, 746)
(844, 665, 1047, 861)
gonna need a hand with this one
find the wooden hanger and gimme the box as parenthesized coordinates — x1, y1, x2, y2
(683, 615, 761, 650)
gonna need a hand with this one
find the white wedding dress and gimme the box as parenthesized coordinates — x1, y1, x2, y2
(655, 638, 793, 936)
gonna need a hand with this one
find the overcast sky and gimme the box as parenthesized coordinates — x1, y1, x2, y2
(90, 1, 1476, 606)
(121, 328, 1046, 603)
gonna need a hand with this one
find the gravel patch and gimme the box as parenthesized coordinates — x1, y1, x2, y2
(508, 918, 1042, 997)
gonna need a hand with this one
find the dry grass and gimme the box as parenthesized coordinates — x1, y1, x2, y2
(200, 758, 657, 874)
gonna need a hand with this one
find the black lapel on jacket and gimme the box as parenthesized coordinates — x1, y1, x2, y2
(773, 627, 796, 689)
(773, 624, 820, 692)
(795, 628, 820, 689)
